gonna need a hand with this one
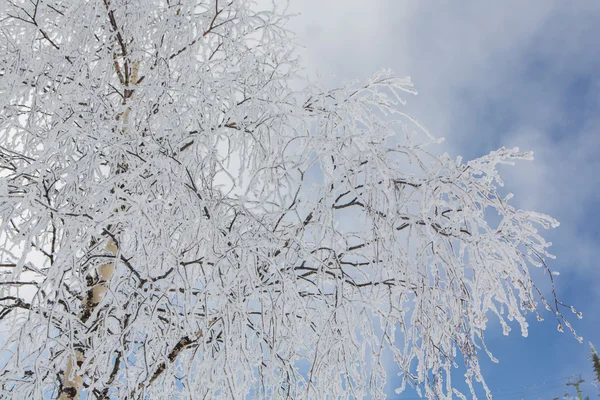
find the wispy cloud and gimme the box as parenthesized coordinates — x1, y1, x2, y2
(289, 0, 600, 272)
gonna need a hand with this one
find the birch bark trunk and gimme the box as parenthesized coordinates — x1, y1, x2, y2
(58, 239, 118, 399)
(58, 55, 139, 399)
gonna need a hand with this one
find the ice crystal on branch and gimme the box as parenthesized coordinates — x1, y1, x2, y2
(0, 0, 577, 398)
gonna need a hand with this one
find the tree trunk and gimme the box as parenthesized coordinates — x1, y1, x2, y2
(58, 239, 118, 399)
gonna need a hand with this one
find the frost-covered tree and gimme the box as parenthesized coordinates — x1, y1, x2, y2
(0, 0, 580, 399)
(591, 343, 600, 385)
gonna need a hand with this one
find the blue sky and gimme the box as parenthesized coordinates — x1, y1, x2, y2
(288, 1, 600, 398)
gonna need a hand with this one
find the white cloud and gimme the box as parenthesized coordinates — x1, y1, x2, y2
(288, 0, 600, 268)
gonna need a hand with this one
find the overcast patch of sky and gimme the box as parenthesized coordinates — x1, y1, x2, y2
(287, 0, 600, 398)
